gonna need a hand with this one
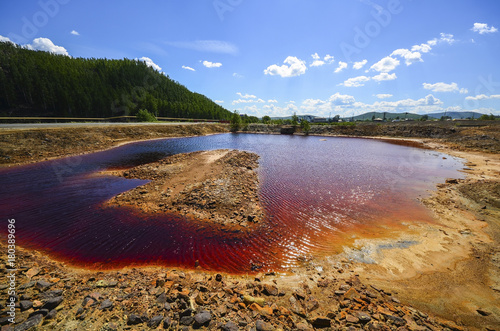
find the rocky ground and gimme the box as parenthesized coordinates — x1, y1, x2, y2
(0, 241, 471, 331)
(1, 122, 500, 330)
(0, 124, 229, 166)
(103, 150, 264, 229)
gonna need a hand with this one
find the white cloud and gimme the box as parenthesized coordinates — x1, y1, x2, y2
(375, 94, 393, 99)
(214, 100, 224, 104)
(0, 35, 13, 43)
(310, 53, 335, 67)
(324, 55, 334, 63)
(25, 38, 69, 56)
(267, 99, 278, 103)
(411, 43, 431, 53)
(334, 61, 348, 73)
(233, 73, 243, 78)
(465, 94, 500, 101)
(436, 33, 455, 45)
(137, 57, 161, 71)
(329, 93, 356, 105)
(165, 40, 238, 55)
(471, 23, 498, 35)
(70, 30, 80, 36)
(372, 72, 397, 81)
(264, 56, 307, 77)
(182, 65, 195, 71)
(203, 60, 222, 68)
(422, 82, 468, 93)
(369, 56, 400, 73)
(340, 75, 370, 87)
(353, 59, 367, 70)
(232, 98, 265, 105)
(237, 92, 256, 99)
(391, 49, 422, 65)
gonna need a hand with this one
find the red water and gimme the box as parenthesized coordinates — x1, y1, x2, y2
(0, 134, 464, 273)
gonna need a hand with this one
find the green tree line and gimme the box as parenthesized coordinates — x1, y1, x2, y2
(0, 42, 232, 120)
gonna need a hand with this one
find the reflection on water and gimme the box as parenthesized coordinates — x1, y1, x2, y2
(0, 134, 464, 273)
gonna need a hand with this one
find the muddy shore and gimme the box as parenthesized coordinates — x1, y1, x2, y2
(1, 122, 499, 330)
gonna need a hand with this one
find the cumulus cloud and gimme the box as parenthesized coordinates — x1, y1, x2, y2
(353, 59, 367, 70)
(25, 38, 69, 56)
(340, 75, 370, 87)
(471, 23, 498, 35)
(372, 72, 397, 81)
(310, 53, 334, 67)
(411, 43, 431, 53)
(375, 94, 393, 99)
(203, 60, 222, 68)
(165, 40, 238, 55)
(70, 30, 80, 36)
(268, 99, 278, 103)
(214, 100, 224, 104)
(182, 65, 195, 71)
(369, 56, 400, 73)
(391, 49, 423, 65)
(237, 92, 256, 99)
(232, 98, 265, 105)
(137, 57, 162, 71)
(264, 56, 307, 77)
(334, 61, 348, 73)
(0, 35, 13, 43)
(329, 92, 356, 105)
(465, 94, 500, 101)
(423, 82, 468, 93)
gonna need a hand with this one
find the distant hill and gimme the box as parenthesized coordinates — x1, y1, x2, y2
(426, 111, 486, 119)
(0, 41, 231, 120)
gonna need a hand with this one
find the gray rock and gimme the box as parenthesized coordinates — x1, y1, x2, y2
(35, 280, 52, 291)
(13, 314, 43, 331)
(179, 315, 194, 326)
(194, 310, 211, 325)
(41, 296, 63, 310)
(163, 317, 171, 329)
(19, 300, 33, 311)
(127, 314, 144, 325)
(222, 321, 239, 331)
(99, 299, 113, 310)
(46, 309, 58, 320)
(357, 312, 371, 323)
(148, 315, 163, 328)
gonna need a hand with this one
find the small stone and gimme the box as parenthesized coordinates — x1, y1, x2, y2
(262, 284, 279, 296)
(35, 279, 52, 291)
(127, 314, 144, 325)
(477, 309, 491, 316)
(346, 315, 359, 323)
(357, 312, 371, 323)
(194, 310, 211, 326)
(41, 296, 63, 310)
(222, 321, 239, 331)
(310, 316, 331, 328)
(148, 315, 164, 328)
(163, 317, 171, 329)
(45, 309, 58, 320)
(12, 314, 43, 331)
(99, 299, 113, 310)
(179, 315, 194, 326)
(215, 274, 223, 282)
(26, 267, 40, 279)
(19, 300, 33, 311)
(256, 319, 274, 331)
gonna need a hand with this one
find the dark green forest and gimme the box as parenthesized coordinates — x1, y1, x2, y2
(0, 42, 231, 120)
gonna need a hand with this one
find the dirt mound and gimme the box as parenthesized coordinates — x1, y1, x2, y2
(104, 149, 264, 229)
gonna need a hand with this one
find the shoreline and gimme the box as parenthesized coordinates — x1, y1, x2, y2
(1, 124, 499, 329)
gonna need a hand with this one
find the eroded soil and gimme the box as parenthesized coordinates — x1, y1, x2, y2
(102, 150, 264, 230)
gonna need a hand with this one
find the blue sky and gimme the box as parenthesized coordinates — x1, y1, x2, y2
(1, 0, 500, 117)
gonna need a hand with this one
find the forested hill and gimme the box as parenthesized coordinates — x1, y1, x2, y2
(0, 42, 231, 120)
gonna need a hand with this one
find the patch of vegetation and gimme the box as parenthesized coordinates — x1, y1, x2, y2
(0, 41, 231, 120)
(136, 109, 158, 122)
